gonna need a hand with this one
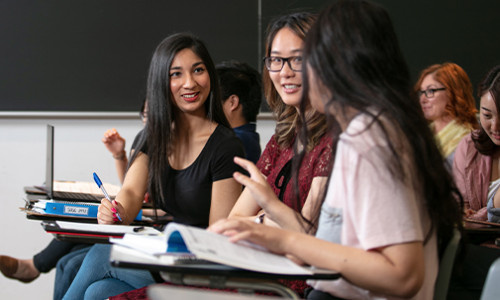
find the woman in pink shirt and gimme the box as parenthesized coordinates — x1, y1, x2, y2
(454, 64, 500, 222)
(211, 1, 463, 299)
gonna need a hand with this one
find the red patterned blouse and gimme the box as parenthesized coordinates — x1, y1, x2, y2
(257, 133, 334, 212)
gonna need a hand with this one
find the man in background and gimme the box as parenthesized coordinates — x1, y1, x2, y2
(216, 61, 262, 164)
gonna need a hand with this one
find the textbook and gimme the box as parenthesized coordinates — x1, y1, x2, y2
(111, 222, 337, 276)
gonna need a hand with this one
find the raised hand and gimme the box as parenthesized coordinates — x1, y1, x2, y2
(102, 128, 126, 158)
(233, 156, 280, 211)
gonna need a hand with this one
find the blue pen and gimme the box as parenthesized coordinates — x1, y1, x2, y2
(93, 172, 122, 222)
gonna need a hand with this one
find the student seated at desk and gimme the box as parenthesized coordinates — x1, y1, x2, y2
(454, 65, 500, 223)
(108, 12, 334, 300)
(211, 1, 463, 299)
(57, 32, 244, 300)
(217, 60, 263, 164)
(227, 11, 333, 234)
(414, 62, 478, 166)
(447, 65, 500, 300)
(0, 102, 149, 286)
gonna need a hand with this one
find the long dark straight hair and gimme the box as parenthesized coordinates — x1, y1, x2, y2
(130, 33, 230, 212)
(297, 0, 463, 256)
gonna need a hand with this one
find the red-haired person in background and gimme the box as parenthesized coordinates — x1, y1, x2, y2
(414, 62, 478, 166)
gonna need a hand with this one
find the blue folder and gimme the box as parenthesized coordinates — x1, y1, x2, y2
(35, 200, 143, 220)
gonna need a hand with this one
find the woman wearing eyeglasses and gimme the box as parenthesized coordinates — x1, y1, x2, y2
(414, 62, 478, 165)
(228, 12, 333, 230)
(222, 12, 334, 297)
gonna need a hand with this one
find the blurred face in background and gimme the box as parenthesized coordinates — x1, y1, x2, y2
(480, 91, 500, 146)
(419, 74, 449, 122)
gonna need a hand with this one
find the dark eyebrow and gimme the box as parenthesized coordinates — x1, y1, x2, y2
(270, 49, 302, 55)
(170, 61, 204, 71)
(481, 106, 493, 112)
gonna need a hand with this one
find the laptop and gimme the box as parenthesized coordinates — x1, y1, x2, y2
(34, 124, 120, 202)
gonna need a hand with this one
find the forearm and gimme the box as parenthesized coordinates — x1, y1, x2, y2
(115, 188, 143, 224)
(283, 232, 424, 297)
(262, 200, 308, 232)
(229, 188, 261, 218)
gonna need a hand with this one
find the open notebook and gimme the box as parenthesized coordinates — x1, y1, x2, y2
(37, 124, 120, 202)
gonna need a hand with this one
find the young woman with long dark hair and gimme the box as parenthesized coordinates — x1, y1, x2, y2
(57, 32, 245, 300)
(211, 1, 463, 299)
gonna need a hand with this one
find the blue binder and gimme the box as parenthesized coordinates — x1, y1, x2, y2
(43, 201, 99, 218)
(36, 200, 143, 220)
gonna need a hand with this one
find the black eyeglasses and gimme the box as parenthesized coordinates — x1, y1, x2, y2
(263, 56, 303, 72)
(417, 87, 446, 98)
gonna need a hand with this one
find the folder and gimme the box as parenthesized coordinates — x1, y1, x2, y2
(33, 200, 143, 220)
(39, 200, 99, 218)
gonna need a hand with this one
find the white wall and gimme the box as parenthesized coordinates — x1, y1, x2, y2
(0, 114, 275, 299)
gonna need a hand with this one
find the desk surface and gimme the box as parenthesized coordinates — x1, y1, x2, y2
(464, 220, 500, 245)
(110, 245, 340, 281)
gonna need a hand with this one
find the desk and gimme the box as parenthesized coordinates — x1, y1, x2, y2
(465, 219, 500, 245)
(41, 220, 164, 245)
(110, 245, 340, 299)
(148, 284, 283, 300)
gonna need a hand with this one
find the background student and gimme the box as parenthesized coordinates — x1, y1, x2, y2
(0, 99, 148, 286)
(449, 64, 500, 300)
(102, 98, 148, 184)
(217, 60, 262, 164)
(58, 32, 244, 300)
(414, 62, 479, 165)
(211, 1, 463, 299)
(454, 64, 500, 222)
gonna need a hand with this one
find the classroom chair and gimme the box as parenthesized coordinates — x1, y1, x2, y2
(480, 257, 500, 300)
(147, 284, 283, 300)
(434, 228, 461, 300)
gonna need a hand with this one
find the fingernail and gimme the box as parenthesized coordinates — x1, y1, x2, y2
(113, 217, 119, 222)
(111, 207, 117, 213)
(112, 200, 118, 205)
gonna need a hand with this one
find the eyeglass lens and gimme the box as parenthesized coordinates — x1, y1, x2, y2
(265, 56, 302, 72)
(419, 88, 445, 98)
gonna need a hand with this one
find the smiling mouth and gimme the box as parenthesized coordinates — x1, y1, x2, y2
(282, 84, 301, 94)
(182, 92, 199, 101)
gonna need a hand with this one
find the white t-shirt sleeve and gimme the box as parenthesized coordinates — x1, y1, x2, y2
(326, 117, 424, 250)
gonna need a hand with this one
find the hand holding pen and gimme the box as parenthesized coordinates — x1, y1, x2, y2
(93, 172, 123, 222)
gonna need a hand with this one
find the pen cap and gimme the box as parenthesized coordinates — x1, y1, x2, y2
(93, 172, 103, 187)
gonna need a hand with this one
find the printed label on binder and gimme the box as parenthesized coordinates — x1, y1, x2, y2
(64, 206, 89, 215)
